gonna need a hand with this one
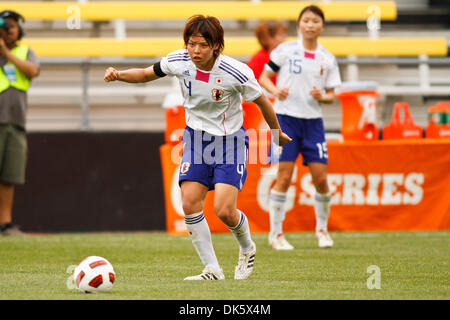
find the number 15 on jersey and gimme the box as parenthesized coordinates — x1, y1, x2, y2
(316, 142, 328, 159)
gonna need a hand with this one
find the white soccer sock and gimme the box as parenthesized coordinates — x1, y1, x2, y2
(227, 210, 254, 254)
(269, 189, 287, 238)
(314, 193, 331, 233)
(184, 211, 221, 272)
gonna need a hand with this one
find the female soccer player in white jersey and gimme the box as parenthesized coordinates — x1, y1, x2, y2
(104, 15, 291, 280)
(259, 5, 342, 250)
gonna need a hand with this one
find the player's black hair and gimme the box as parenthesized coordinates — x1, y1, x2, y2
(183, 15, 224, 57)
(297, 5, 326, 24)
(0, 10, 25, 40)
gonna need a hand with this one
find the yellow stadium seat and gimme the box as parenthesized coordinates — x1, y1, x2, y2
(0, 1, 397, 21)
(22, 37, 448, 58)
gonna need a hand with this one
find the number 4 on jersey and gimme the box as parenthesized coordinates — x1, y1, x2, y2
(184, 79, 192, 96)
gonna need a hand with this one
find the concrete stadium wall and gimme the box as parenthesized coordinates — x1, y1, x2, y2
(13, 132, 167, 233)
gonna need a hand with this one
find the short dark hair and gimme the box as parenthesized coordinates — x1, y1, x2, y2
(297, 5, 325, 24)
(183, 15, 224, 57)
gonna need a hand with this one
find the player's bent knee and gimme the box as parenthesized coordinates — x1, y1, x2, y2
(182, 199, 203, 215)
(214, 204, 235, 222)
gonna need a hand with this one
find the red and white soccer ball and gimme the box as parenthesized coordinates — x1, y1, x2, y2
(74, 256, 116, 293)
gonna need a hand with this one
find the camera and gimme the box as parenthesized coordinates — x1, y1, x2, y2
(0, 17, 11, 30)
(0, 11, 25, 41)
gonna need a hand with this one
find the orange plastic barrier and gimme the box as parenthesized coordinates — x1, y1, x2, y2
(242, 97, 275, 130)
(242, 101, 264, 130)
(382, 102, 423, 139)
(336, 90, 380, 141)
(161, 138, 450, 234)
(426, 121, 450, 138)
(164, 105, 185, 144)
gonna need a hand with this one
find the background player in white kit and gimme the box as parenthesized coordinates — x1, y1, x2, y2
(259, 5, 342, 250)
(104, 15, 291, 280)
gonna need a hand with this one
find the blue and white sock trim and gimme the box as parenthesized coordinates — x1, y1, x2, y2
(314, 193, 331, 202)
(270, 190, 287, 203)
(184, 213, 205, 225)
(229, 211, 246, 231)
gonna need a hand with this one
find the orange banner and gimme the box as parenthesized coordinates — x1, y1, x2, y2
(160, 138, 450, 234)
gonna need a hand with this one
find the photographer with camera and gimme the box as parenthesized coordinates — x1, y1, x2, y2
(0, 10, 39, 236)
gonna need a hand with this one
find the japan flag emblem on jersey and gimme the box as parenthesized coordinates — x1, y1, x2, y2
(215, 77, 223, 85)
(212, 88, 224, 102)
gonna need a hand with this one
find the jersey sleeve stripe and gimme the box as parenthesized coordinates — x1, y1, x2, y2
(168, 54, 190, 59)
(168, 52, 189, 57)
(218, 66, 245, 84)
(220, 61, 248, 81)
(167, 58, 191, 63)
(167, 53, 190, 60)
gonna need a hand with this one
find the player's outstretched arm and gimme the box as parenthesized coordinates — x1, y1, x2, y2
(253, 94, 292, 146)
(104, 65, 160, 83)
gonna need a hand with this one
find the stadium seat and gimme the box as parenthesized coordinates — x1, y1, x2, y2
(2, 1, 397, 21)
(22, 37, 448, 58)
(382, 102, 423, 139)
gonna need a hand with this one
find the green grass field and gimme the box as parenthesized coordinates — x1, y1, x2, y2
(0, 231, 448, 300)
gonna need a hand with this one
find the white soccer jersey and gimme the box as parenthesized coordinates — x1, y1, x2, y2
(265, 40, 341, 119)
(160, 49, 263, 136)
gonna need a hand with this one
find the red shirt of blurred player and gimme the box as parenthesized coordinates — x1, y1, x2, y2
(247, 21, 287, 84)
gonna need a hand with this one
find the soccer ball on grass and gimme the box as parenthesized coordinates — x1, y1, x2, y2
(74, 256, 116, 293)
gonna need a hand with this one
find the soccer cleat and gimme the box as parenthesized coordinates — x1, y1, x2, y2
(183, 267, 225, 281)
(234, 241, 256, 280)
(269, 233, 294, 250)
(0, 224, 27, 236)
(316, 230, 334, 248)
